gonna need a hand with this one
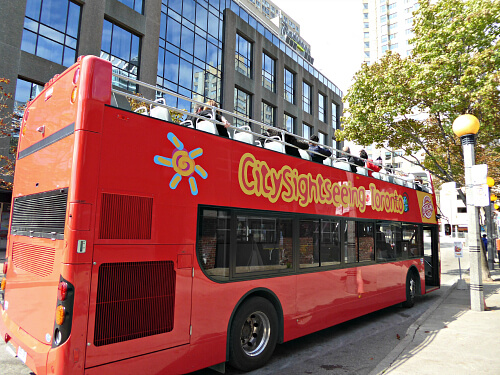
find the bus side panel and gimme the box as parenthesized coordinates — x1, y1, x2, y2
(84, 244, 193, 368)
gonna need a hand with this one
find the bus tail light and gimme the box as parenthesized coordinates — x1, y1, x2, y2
(57, 281, 68, 301)
(55, 305, 66, 325)
(52, 276, 74, 348)
(73, 67, 80, 85)
(70, 86, 78, 104)
(1, 278, 5, 291)
(4, 333, 11, 343)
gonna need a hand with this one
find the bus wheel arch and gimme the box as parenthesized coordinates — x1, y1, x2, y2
(226, 288, 283, 369)
(403, 266, 420, 308)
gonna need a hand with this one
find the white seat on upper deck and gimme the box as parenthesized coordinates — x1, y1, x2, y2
(333, 161, 351, 172)
(264, 136, 285, 153)
(197, 120, 218, 134)
(234, 126, 254, 145)
(372, 172, 380, 179)
(299, 149, 311, 160)
(150, 98, 172, 122)
(357, 167, 368, 176)
(323, 157, 332, 166)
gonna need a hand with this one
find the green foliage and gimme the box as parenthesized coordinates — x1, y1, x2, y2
(337, 0, 500, 191)
(0, 78, 18, 190)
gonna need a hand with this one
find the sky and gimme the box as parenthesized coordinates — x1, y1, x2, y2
(272, 0, 364, 95)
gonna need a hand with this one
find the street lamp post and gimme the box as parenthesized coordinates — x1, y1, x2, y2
(453, 114, 484, 312)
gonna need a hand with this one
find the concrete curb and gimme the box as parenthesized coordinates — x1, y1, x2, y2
(368, 282, 458, 375)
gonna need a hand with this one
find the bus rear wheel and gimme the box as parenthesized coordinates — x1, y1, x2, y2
(402, 270, 418, 308)
(229, 297, 278, 371)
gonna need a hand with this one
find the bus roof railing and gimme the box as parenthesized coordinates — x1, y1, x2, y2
(111, 73, 432, 193)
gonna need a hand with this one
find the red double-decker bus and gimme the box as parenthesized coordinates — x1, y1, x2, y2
(0, 56, 439, 375)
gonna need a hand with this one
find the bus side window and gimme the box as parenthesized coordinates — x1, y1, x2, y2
(198, 209, 230, 280)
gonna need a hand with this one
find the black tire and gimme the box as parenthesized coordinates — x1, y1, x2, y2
(402, 270, 418, 308)
(228, 297, 278, 371)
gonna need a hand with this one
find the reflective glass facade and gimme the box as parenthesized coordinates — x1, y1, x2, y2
(284, 68, 294, 104)
(157, 0, 223, 110)
(100, 20, 140, 92)
(234, 87, 251, 128)
(284, 113, 295, 134)
(318, 92, 325, 123)
(262, 52, 275, 92)
(302, 123, 311, 139)
(235, 34, 252, 77)
(261, 102, 275, 127)
(302, 82, 311, 114)
(21, 0, 81, 67)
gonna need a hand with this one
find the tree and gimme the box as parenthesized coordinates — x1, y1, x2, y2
(0, 78, 19, 190)
(336, 0, 500, 196)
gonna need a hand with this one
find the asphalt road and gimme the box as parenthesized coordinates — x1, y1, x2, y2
(0, 237, 468, 375)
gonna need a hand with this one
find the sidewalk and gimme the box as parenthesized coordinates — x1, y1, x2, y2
(370, 269, 500, 375)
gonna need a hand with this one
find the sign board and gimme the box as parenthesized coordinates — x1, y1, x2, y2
(471, 164, 488, 185)
(473, 184, 490, 207)
(454, 242, 463, 258)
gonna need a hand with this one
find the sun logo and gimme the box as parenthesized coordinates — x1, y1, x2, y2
(154, 132, 208, 196)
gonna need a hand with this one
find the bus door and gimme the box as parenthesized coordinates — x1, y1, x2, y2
(423, 226, 440, 291)
(85, 244, 193, 368)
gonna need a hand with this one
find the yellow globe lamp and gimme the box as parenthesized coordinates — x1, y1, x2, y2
(487, 177, 494, 188)
(491, 194, 497, 202)
(495, 203, 499, 210)
(452, 114, 480, 137)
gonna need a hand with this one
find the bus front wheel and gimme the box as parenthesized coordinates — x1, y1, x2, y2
(402, 270, 418, 308)
(229, 297, 278, 371)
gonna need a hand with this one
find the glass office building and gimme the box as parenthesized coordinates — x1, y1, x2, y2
(1, 0, 343, 149)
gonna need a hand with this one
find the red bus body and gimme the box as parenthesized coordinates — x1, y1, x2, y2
(0, 56, 440, 374)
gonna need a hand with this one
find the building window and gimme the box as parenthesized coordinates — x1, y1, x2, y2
(318, 93, 326, 123)
(364, 42, 370, 48)
(380, 15, 387, 23)
(389, 23, 397, 30)
(21, 0, 81, 67)
(302, 123, 312, 140)
(389, 33, 397, 40)
(234, 88, 251, 128)
(235, 34, 252, 78)
(101, 20, 140, 92)
(318, 132, 326, 146)
(262, 52, 275, 92)
(284, 68, 295, 104)
(382, 35, 388, 43)
(117, 0, 143, 14)
(382, 45, 388, 53)
(261, 102, 275, 128)
(388, 3, 397, 10)
(364, 22, 369, 28)
(457, 207, 467, 213)
(406, 18, 413, 24)
(364, 51, 370, 58)
(389, 13, 397, 20)
(389, 43, 398, 50)
(380, 5, 387, 12)
(302, 82, 312, 114)
(284, 113, 295, 134)
(331, 103, 338, 128)
(364, 13, 368, 19)
(364, 32, 370, 38)
(364, 3, 368, 9)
